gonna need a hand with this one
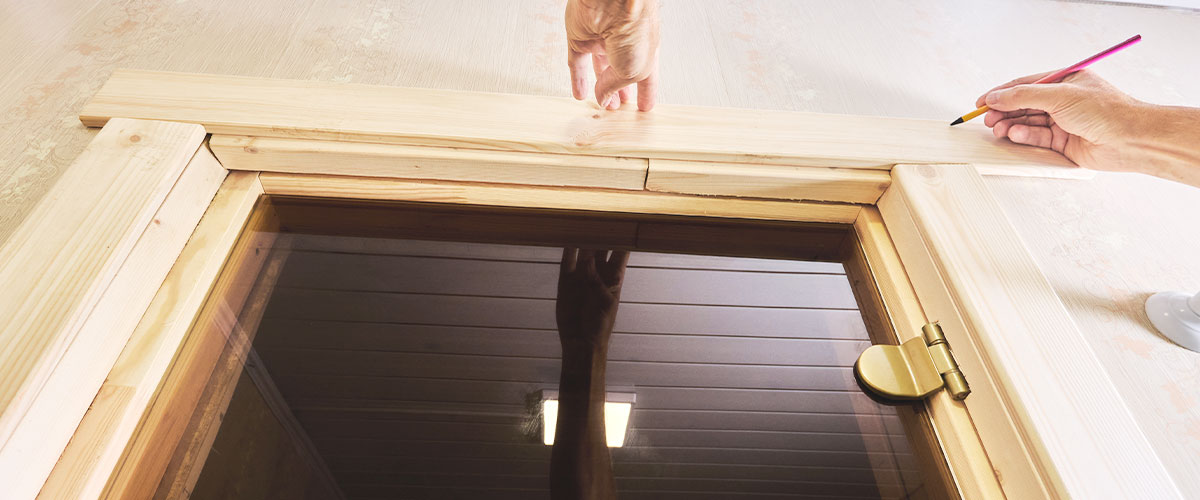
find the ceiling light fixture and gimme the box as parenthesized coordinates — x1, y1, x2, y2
(538, 390, 635, 447)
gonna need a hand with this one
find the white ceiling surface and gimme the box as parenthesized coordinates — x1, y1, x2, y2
(254, 234, 924, 500)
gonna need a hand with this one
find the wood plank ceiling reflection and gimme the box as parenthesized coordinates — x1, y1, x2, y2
(253, 235, 921, 500)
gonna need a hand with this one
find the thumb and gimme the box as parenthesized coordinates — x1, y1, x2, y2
(985, 83, 1074, 113)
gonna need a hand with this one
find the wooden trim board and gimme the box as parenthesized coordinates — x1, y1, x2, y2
(257, 173, 861, 224)
(0, 119, 218, 500)
(880, 165, 1182, 499)
(39, 172, 262, 500)
(210, 135, 649, 191)
(848, 207, 1004, 500)
(647, 158, 891, 204)
(82, 70, 1082, 176)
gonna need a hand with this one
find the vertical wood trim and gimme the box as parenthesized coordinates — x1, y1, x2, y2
(153, 239, 294, 499)
(850, 207, 1005, 500)
(101, 193, 279, 500)
(880, 164, 1181, 499)
(38, 172, 263, 500)
(0, 119, 210, 500)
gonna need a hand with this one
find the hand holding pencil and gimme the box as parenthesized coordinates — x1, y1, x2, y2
(968, 35, 1200, 188)
(951, 35, 1141, 125)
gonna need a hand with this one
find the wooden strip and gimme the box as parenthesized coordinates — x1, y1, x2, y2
(881, 165, 1183, 499)
(210, 135, 648, 190)
(102, 197, 280, 500)
(38, 172, 263, 500)
(852, 207, 1004, 499)
(9, 145, 224, 500)
(258, 173, 861, 225)
(0, 119, 207, 500)
(80, 70, 1078, 174)
(646, 159, 891, 204)
(154, 243, 292, 499)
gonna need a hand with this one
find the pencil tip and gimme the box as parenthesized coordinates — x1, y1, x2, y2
(949, 117, 964, 126)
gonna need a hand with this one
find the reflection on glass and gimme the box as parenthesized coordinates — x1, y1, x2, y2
(188, 200, 935, 500)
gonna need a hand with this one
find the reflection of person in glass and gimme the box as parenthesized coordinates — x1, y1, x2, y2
(550, 248, 628, 500)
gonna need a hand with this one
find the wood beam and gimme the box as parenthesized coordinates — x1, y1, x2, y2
(210, 135, 648, 191)
(879, 165, 1182, 499)
(83, 70, 1082, 177)
(0, 119, 216, 500)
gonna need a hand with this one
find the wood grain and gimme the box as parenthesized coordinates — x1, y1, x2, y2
(38, 172, 262, 500)
(881, 165, 1183, 499)
(647, 159, 891, 204)
(0, 118, 208, 500)
(154, 243, 292, 499)
(849, 207, 1005, 499)
(210, 135, 649, 190)
(102, 197, 279, 500)
(81, 70, 1079, 173)
(258, 173, 861, 224)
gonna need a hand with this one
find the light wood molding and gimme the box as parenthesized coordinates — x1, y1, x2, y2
(0, 119, 216, 500)
(849, 207, 1004, 500)
(39, 172, 262, 500)
(647, 158, 891, 204)
(879, 165, 1183, 499)
(257, 172, 862, 224)
(82, 70, 1080, 176)
(209, 135, 649, 191)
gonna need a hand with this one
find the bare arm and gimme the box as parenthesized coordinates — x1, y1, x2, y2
(978, 70, 1200, 188)
(550, 248, 629, 500)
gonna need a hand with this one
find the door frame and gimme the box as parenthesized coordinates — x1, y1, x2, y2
(1, 70, 1179, 499)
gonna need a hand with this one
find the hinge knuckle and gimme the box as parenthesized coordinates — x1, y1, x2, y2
(854, 321, 971, 403)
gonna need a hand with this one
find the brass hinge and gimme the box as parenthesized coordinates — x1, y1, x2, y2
(854, 322, 971, 402)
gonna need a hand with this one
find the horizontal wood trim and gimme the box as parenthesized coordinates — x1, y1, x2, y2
(646, 159, 890, 204)
(210, 135, 649, 190)
(259, 173, 861, 225)
(882, 165, 1183, 499)
(0, 118, 209, 500)
(81, 70, 1078, 176)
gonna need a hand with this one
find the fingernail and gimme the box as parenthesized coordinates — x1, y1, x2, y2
(985, 92, 999, 105)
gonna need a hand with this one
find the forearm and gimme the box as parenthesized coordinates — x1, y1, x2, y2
(550, 345, 615, 500)
(1126, 103, 1200, 188)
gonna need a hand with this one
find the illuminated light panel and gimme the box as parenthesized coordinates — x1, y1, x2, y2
(540, 391, 635, 447)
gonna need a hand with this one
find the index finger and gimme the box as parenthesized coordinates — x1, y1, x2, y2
(561, 247, 579, 275)
(975, 69, 1057, 108)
